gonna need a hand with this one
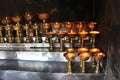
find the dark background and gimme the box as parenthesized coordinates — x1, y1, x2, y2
(0, 0, 94, 22)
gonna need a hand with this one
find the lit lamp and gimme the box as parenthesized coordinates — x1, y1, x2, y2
(46, 31, 55, 51)
(94, 52, 106, 73)
(65, 22, 73, 43)
(1, 17, 13, 43)
(77, 48, 89, 67)
(78, 31, 88, 47)
(64, 48, 76, 74)
(57, 31, 65, 51)
(77, 22, 84, 43)
(78, 52, 90, 73)
(89, 48, 100, 67)
(53, 22, 61, 43)
(68, 30, 77, 48)
(89, 31, 100, 48)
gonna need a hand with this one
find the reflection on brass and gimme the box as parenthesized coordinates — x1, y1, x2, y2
(78, 31, 88, 47)
(57, 31, 65, 51)
(94, 52, 106, 73)
(89, 31, 100, 48)
(64, 53, 76, 74)
(78, 52, 90, 73)
(33, 23, 41, 43)
(88, 22, 96, 31)
(77, 47, 89, 67)
(0, 27, 4, 43)
(46, 31, 55, 51)
(89, 48, 100, 67)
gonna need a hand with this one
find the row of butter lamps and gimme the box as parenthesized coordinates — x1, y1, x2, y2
(64, 47, 106, 74)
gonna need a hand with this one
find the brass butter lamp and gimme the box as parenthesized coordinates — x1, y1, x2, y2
(42, 23, 50, 43)
(78, 52, 90, 73)
(64, 48, 76, 74)
(23, 24, 31, 43)
(65, 22, 73, 43)
(53, 22, 61, 43)
(46, 31, 55, 51)
(77, 48, 89, 67)
(57, 31, 65, 51)
(94, 52, 106, 73)
(67, 30, 77, 48)
(78, 31, 88, 47)
(1, 17, 13, 43)
(33, 23, 42, 43)
(77, 22, 84, 43)
(89, 31, 100, 48)
(89, 48, 100, 67)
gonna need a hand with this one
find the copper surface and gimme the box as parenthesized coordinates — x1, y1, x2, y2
(89, 48, 100, 53)
(64, 53, 76, 61)
(38, 12, 49, 20)
(78, 52, 90, 60)
(77, 48, 89, 53)
(94, 52, 106, 59)
(66, 48, 74, 53)
(89, 31, 100, 35)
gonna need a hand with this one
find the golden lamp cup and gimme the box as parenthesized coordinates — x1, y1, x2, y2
(46, 31, 55, 51)
(78, 52, 90, 73)
(89, 31, 100, 48)
(89, 48, 100, 67)
(94, 52, 106, 73)
(64, 52, 76, 74)
(88, 22, 96, 31)
(77, 48, 89, 68)
(78, 31, 88, 47)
